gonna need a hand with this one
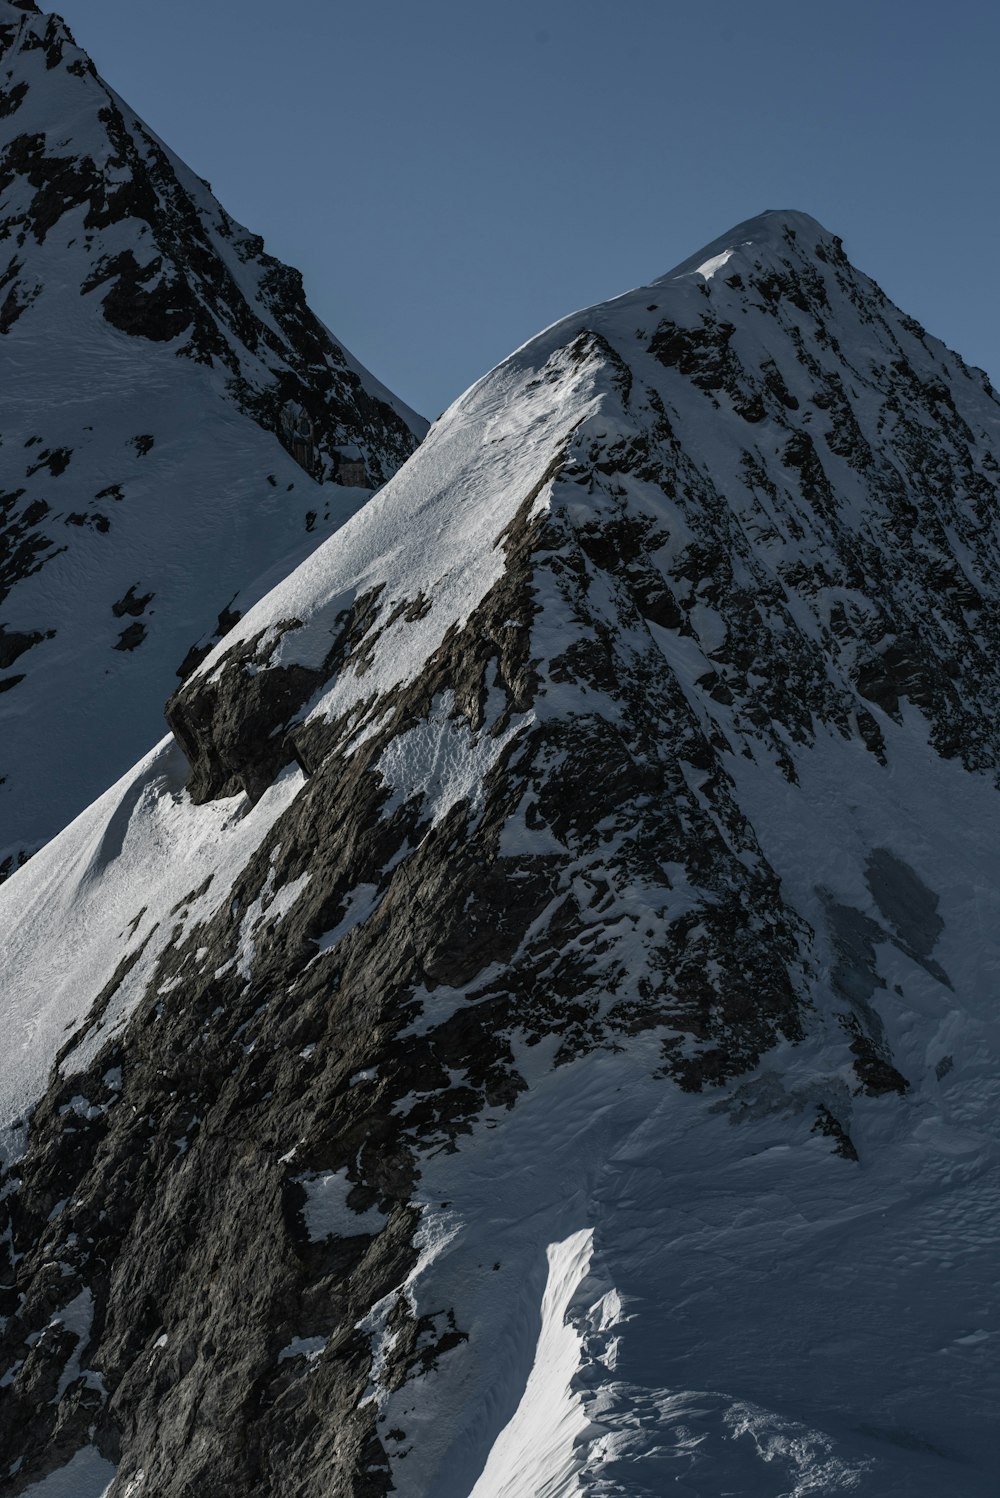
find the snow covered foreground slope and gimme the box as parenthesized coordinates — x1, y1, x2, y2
(2, 210, 1000, 1496)
(0, 0, 425, 874)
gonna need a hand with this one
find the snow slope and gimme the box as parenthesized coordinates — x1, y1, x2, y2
(1, 209, 999, 1496)
(376, 727, 1000, 1498)
(0, 0, 425, 873)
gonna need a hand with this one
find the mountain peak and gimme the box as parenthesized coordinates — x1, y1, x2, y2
(2, 81, 1000, 1498)
(656, 207, 840, 284)
(0, 0, 69, 48)
(0, 0, 425, 875)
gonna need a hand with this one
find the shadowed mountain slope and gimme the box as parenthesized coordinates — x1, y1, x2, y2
(0, 0, 425, 874)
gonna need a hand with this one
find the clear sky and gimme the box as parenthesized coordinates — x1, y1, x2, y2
(51, 0, 1000, 421)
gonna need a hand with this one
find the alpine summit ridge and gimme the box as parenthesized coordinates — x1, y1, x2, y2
(0, 184, 998, 1495)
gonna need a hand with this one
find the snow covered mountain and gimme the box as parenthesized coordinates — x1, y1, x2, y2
(2, 208, 999, 1497)
(0, 0, 425, 877)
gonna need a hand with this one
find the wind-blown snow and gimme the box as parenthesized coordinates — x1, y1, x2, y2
(193, 323, 608, 736)
(691, 247, 737, 281)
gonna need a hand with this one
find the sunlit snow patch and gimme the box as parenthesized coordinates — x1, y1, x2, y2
(691, 247, 737, 280)
(469, 1228, 595, 1498)
(308, 882, 380, 960)
(376, 691, 529, 828)
(0, 743, 308, 1163)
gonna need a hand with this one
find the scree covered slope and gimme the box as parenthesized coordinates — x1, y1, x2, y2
(1, 208, 998, 1497)
(0, 0, 425, 876)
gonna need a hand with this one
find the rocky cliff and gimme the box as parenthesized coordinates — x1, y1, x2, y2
(0, 0, 425, 876)
(0, 209, 998, 1496)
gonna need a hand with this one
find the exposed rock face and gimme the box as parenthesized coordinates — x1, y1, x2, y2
(0, 1, 425, 874)
(1, 212, 999, 1496)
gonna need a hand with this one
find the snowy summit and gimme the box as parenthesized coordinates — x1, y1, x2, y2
(0, 39, 999, 1498)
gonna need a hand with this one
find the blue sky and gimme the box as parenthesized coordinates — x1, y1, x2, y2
(53, 0, 1000, 420)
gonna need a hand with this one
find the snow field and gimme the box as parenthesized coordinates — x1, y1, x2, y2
(0, 739, 308, 1162)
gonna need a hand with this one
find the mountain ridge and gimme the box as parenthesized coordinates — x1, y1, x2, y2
(1, 204, 998, 1496)
(0, 0, 425, 874)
